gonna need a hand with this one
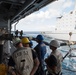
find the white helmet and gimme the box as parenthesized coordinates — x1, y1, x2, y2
(13, 37, 21, 46)
(49, 40, 60, 48)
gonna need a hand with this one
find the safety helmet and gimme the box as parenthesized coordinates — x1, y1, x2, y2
(36, 35, 44, 41)
(49, 40, 60, 48)
(13, 37, 21, 46)
(30, 41, 33, 45)
(21, 37, 30, 44)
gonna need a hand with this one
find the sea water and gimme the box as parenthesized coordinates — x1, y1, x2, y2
(23, 32, 76, 75)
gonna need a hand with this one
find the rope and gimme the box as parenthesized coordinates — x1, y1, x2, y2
(62, 68, 76, 72)
(62, 32, 76, 72)
(63, 32, 72, 60)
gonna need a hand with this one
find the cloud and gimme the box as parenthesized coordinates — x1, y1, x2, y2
(15, 24, 55, 31)
(27, 0, 71, 20)
(12, 0, 75, 31)
(26, 10, 50, 20)
(63, 0, 73, 8)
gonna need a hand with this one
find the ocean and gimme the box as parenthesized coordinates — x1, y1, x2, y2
(18, 31, 76, 75)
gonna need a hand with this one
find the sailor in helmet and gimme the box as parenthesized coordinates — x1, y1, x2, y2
(34, 35, 47, 75)
(21, 37, 40, 75)
(8, 37, 39, 75)
(45, 40, 63, 75)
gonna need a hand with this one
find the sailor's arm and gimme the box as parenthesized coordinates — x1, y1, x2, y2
(8, 56, 16, 75)
(30, 57, 40, 75)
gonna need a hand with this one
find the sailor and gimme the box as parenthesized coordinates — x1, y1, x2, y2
(21, 37, 40, 75)
(34, 35, 47, 75)
(8, 37, 39, 75)
(29, 41, 33, 48)
(45, 40, 63, 75)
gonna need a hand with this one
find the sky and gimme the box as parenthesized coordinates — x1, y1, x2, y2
(12, 0, 75, 32)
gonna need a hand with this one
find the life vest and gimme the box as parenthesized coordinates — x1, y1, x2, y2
(51, 50, 63, 74)
(0, 63, 8, 75)
(12, 47, 34, 75)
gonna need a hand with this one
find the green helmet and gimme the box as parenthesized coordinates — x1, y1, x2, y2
(13, 37, 21, 46)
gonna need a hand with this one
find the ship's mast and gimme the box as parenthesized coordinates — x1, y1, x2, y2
(75, 0, 76, 29)
(75, 0, 76, 10)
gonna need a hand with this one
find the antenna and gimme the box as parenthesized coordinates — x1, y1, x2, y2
(73, 0, 76, 29)
(75, 0, 76, 9)
(73, 0, 76, 12)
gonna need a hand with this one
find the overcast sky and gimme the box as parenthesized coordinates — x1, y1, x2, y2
(12, 0, 75, 32)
